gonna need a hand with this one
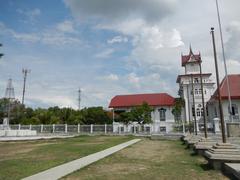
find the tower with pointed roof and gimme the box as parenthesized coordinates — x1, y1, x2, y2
(177, 47, 215, 129)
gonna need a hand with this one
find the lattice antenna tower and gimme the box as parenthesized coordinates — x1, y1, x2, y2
(78, 88, 81, 110)
(5, 78, 15, 100)
(22, 68, 31, 105)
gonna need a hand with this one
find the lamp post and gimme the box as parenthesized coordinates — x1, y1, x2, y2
(210, 27, 226, 143)
(191, 74, 197, 135)
(199, 60, 207, 138)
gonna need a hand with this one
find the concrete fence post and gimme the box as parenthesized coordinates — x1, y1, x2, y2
(40, 124, 43, 133)
(65, 124, 68, 133)
(29, 124, 32, 130)
(104, 124, 107, 134)
(134, 125, 136, 134)
(77, 124, 80, 133)
(119, 125, 121, 134)
(53, 124, 55, 133)
(18, 124, 21, 130)
(90, 124, 93, 134)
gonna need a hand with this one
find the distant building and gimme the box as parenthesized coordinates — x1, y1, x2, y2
(176, 47, 215, 128)
(208, 74, 240, 122)
(109, 93, 176, 133)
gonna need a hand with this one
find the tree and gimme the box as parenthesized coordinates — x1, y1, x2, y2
(171, 98, 185, 123)
(118, 102, 153, 124)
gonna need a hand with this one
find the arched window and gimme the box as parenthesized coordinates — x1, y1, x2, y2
(196, 108, 201, 116)
(159, 108, 166, 121)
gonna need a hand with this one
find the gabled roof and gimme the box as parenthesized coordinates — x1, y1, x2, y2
(181, 47, 201, 66)
(211, 74, 240, 100)
(109, 93, 175, 108)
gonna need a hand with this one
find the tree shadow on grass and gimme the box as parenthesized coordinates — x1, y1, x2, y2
(199, 163, 212, 171)
(190, 151, 198, 156)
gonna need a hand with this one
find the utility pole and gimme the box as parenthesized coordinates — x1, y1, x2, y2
(22, 69, 31, 105)
(191, 74, 197, 135)
(78, 88, 81, 110)
(211, 27, 226, 143)
(199, 59, 207, 138)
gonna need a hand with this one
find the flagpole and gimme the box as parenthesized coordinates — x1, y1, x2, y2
(215, 0, 233, 122)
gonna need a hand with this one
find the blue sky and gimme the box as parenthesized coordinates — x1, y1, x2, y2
(0, 0, 240, 109)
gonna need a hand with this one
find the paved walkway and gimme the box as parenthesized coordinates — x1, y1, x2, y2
(224, 163, 240, 179)
(23, 139, 141, 180)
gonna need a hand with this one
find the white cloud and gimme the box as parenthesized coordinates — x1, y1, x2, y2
(105, 74, 119, 81)
(17, 8, 41, 24)
(0, 21, 81, 46)
(107, 36, 128, 44)
(95, 49, 114, 58)
(57, 20, 75, 33)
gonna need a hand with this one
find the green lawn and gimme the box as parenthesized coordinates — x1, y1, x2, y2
(63, 139, 228, 180)
(0, 135, 134, 180)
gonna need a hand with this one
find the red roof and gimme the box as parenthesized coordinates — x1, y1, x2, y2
(109, 93, 175, 108)
(181, 48, 201, 66)
(211, 74, 240, 100)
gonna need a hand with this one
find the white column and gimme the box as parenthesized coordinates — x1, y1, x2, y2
(53, 124, 55, 133)
(90, 124, 93, 134)
(40, 124, 43, 133)
(77, 124, 80, 133)
(18, 124, 21, 130)
(104, 124, 107, 134)
(182, 119, 185, 134)
(65, 124, 68, 133)
(29, 124, 32, 130)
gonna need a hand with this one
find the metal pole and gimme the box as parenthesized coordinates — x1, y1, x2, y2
(215, 0, 232, 122)
(199, 61, 207, 138)
(186, 85, 192, 134)
(211, 27, 226, 143)
(22, 69, 30, 105)
(191, 74, 197, 135)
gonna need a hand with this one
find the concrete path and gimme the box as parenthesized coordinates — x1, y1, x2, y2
(23, 139, 141, 180)
(224, 163, 240, 179)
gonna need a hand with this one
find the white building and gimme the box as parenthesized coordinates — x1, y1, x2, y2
(109, 93, 176, 133)
(208, 74, 240, 123)
(176, 48, 215, 128)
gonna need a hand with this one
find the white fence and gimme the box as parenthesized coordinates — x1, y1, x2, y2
(8, 124, 155, 135)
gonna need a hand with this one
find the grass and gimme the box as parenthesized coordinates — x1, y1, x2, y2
(0, 135, 134, 180)
(63, 138, 228, 180)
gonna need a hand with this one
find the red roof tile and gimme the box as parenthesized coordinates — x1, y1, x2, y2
(211, 74, 240, 100)
(181, 48, 201, 66)
(109, 93, 175, 108)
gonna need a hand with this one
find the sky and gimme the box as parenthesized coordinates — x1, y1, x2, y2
(0, 0, 240, 109)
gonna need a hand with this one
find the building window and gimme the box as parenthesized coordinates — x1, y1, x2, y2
(160, 127, 166, 132)
(196, 108, 201, 117)
(229, 104, 239, 116)
(192, 106, 195, 116)
(198, 89, 202, 94)
(195, 89, 198, 95)
(194, 78, 199, 83)
(201, 108, 204, 116)
(159, 108, 166, 121)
